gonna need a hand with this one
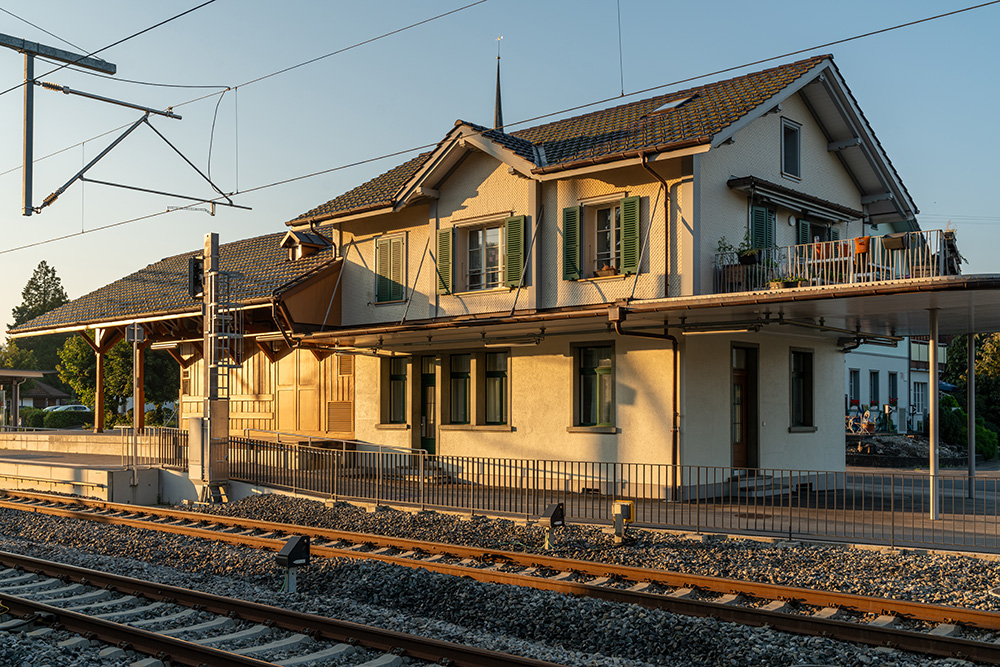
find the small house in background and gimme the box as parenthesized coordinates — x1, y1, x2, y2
(19, 379, 70, 410)
(9, 54, 995, 484)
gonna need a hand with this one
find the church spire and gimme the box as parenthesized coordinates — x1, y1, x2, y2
(494, 35, 503, 131)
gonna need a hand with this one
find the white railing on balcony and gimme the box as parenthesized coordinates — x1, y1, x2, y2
(713, 230, 961, 293)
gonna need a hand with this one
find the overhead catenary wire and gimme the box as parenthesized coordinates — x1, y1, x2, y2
(2, 0, 1000, 255)
(0, 0, 490, 179)
(0, 6, 89, 53)
(0, 0, 219, 99)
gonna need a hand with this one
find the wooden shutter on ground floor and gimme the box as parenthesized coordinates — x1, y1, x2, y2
(562, 206, 581, 280)
(436, 228, 452, 294)
(620, 195, 640, 275)
(503, 215, 526, 288)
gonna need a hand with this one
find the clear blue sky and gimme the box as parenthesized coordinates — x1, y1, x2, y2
(1, 0, 997, 336)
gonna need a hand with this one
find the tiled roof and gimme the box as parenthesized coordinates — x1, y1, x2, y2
(10, 225, 339, 335)
(288, 153, 430, 225)
(287, 55, 828, 224)
(513, 56, 826, 168)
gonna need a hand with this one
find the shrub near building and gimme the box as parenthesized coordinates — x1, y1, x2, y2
(940, 394, 998, 460)
(42, 409, 92, 430)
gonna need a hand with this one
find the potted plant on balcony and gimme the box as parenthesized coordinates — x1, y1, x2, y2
(736, 229, 758, 265)
(769, 275, 807, 289)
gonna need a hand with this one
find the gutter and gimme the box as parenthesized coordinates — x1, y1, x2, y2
(286, 199, 394, 228)
(530, 136, 711, 176)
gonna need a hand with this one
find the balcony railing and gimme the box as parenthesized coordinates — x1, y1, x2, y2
(713, 229, 961, 294)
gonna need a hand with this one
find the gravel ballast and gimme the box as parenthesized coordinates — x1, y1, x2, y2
(0, 493, 992, 665)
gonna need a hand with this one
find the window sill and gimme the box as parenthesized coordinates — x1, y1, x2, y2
(373, 299, 406, 306)
(440, 424, 513, 432)
(780, 171, 802, 183)
(448, 287, 514, 297)
(578, 273, 631, 283)
(788, 425, 817, 433)
(375, 423, 409, 430)
(566, 426, 618, 434)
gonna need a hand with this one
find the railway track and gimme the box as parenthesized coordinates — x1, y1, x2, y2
(0, 550, 560, 666)
(2, 489, 999, 664)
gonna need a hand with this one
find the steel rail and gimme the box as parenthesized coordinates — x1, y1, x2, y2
(0, 594, 271, 666)
(5, 491, 1000, 662)
(0, 550, 561, 667)
(3, 491, 999, 630)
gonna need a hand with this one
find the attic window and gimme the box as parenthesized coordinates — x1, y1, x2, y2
(649, 95, 696, 115)
(280, 230, 333, 261)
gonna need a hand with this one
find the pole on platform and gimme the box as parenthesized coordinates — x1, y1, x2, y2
(929, 308, 940, 520)
(968, 332, 976, 499)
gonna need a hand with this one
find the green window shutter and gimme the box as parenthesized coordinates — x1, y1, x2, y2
(797, 218, 810, 245)
(831, 228, 840, 241)
(751, 206, 775, 248)
(389, 237, 405, 301)
(503, 215, 526, 288)
(436, 228, 453, 295)
(562, 206, 581, 281)
(620, 195, 641, 275)
(375, 238, 391, 303)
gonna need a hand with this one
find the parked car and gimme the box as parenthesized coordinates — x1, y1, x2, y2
(51, 405, 91, 413)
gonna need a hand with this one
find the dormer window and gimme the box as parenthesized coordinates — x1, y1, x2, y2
(280, 230, 333, 261)
(781, 118, 801, 179)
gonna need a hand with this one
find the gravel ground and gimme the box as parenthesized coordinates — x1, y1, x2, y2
(0, 495, 993, 665)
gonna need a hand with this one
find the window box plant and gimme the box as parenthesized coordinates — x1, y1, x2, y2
(769, 276, 807, 289)
(594, 264, 619, 277)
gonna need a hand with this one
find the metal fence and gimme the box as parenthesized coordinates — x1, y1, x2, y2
(115, 426, 188, 468)
(713, 229, 959, 294)
(227, 438, 1000, 552)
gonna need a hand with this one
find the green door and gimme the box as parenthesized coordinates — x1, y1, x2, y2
(419, 356, 436, 454)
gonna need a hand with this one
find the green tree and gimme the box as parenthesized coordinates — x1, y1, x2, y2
(57, 335, 179, 425)
(11, 261, 69, 327)
(0, 340, 38, 369)
(9, 261, 71, 383)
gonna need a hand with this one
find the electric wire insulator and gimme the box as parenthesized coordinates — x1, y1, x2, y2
(40, 81, 66, 92)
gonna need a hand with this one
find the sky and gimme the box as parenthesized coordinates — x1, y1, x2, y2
(0, 0, 997, 337)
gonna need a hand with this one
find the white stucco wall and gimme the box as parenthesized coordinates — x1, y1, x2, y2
(696, 91, 865, 294)
(351, 332, 675, 465)
(681, 330, 846, 472)
(845, 342, 910, 433)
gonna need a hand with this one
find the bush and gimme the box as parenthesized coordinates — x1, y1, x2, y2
(975, 417, 998, 460)
(43, 410, 93, 429)
(940, 405, 965, 448)
(19, 407, 44, 428)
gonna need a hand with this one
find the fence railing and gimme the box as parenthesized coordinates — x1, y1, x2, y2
(115, 426, 188, 468)
(228, 438, 1000, 552)
(713, 229, 960, 293)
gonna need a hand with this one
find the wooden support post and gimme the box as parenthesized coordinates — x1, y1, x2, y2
(137, 340, 150, 434)
(94, 340, 105, 434)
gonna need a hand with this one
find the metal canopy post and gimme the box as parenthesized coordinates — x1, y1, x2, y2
(968, 332, 976, 499)
(23, 52, 32, 216)
(929, 308, 940, 520)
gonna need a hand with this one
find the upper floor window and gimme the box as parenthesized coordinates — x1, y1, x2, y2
(869, 370, 880, 407)
(781, 118, 801, 179)
(468, 225, 503, 291)
(594, 204, 621, 274)
(848, 368, 860, 407)
(562, 196, 640, 280)
(436, 216, 525, 294)
(375, 235, 405, 303)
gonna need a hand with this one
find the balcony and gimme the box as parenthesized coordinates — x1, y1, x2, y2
(713, 230, 962, 294)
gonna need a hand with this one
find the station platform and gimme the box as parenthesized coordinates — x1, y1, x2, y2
(0, 431, 193, 504)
